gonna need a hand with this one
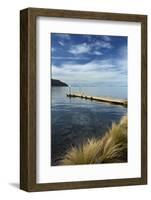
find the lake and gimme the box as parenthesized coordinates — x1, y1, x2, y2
(51, 86, 127, 166)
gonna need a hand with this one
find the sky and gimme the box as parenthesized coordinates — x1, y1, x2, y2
(51, 33, 127, 87)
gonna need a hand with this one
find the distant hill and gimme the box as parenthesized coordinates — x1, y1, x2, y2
(51, 79, 68, 87)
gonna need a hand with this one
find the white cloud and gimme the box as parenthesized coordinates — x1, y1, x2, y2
(68, 40, 111, 56)
(52, 56, 88, 60)
(117, 45, 127, 73)
(54, 60, 114, 73)
(102, 36, 111, 42)
(94, 41, 112, 49)
(58, 41, 64, 46)
(52, 58, 127, 86)
(93, 51, 103, 55)
(69, 43, 91, 55)
(54, 33, 71, 40)
(51, 47, 55, 52)
(52, 65, 112, 85)
(118, 45, 127, 58)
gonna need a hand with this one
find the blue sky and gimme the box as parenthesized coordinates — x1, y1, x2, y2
(51, 33, 127, 87)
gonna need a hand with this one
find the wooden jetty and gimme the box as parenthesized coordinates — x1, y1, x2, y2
(67, 93, 127, 107)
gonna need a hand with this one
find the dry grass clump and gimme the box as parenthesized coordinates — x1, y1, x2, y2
(60, 116, 127, 165)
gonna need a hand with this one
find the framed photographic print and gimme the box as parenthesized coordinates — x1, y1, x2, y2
(20, 8, 147, 191)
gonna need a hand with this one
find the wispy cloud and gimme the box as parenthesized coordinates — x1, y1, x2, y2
(52, 58, 127, 86)
(58, 41, 64, 46)
(52, 56, 89, 60)
(68, 40, 111, 56)
(69, 43, 91, 54)
(102, 35, 111, 42)
(51, 47, 55, 52)
(93, 51, 103, 55)
(54, 33, 71, 40)
(94, 41, 112, 49)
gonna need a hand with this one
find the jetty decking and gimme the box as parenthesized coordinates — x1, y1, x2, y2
(67, 93, 127, 107)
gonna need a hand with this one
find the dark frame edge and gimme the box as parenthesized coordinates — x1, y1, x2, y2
(20, 8, 29, 191)
(27, 177, 145, 192)
(141, 15, 148, 185)
(20, 8, 37, 192)
(23, 7, 147, 22)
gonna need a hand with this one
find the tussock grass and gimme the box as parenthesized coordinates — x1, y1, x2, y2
(61, 116, 127, 165)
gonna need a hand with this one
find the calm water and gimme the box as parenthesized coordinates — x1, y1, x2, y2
(51, 86, 127, 166)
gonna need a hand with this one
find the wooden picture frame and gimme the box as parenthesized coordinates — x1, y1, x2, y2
(20, 7, 147, 192)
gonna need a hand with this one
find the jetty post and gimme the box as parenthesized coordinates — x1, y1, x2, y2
(69, 86, 71, 95)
